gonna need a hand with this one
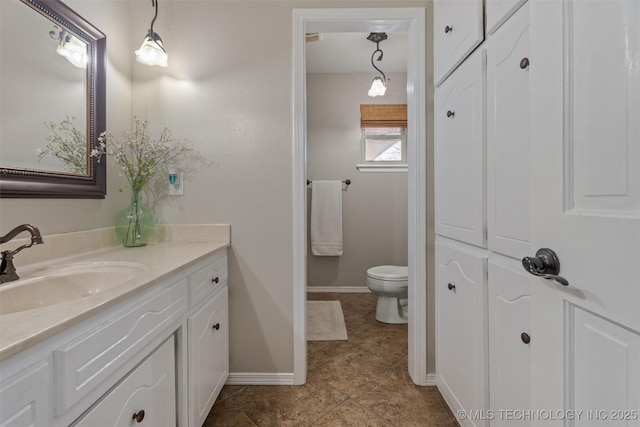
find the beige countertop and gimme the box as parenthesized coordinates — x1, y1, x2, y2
(0, 225, 229, 361)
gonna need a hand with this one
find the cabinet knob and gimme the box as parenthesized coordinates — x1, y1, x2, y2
(132, 410, 145, 423)
(447, 283, 455, 291)
(520, 57, 530, 69)
(446, 110, 455, 118)
(213, 323, 221, 331)
(445, 25, 453, 33)
(212, 276, 219, 284)
(521, 332, 531, 344)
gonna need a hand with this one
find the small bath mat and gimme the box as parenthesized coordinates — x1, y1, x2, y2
(307, 301, 348, 341)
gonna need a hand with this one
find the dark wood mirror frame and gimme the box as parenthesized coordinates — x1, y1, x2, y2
(0, 0, 106, 198)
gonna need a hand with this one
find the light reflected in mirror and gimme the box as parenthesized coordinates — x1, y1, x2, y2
(1, 0, 87, 175)
(0, 0, 106, 198)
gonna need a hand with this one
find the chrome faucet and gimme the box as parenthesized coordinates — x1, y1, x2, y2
(1, 224, 44, 284)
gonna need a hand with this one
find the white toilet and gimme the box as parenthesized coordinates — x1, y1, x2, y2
(366, 265, 408, 324)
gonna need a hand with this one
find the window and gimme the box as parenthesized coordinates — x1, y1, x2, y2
(358, 104, 408, 172)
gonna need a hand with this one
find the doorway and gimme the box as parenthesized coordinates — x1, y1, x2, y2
(292, 8, 428, 385)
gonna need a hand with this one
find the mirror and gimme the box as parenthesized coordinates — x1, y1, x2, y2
(0, 0, 106, 198)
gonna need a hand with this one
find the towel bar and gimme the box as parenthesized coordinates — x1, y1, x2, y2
(307, 179, 351, 186)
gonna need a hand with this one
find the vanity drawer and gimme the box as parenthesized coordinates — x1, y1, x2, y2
(189, 250, 227, 309)
(53, 278, 187, 415)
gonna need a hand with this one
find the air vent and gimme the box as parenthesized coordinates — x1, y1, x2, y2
(305, 33, 322, 43)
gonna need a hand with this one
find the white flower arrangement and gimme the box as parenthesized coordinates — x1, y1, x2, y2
(38, 116, 88, 174)
(91, 118, 192, 192)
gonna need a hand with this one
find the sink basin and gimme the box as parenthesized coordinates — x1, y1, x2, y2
(0, 261, 147, 315)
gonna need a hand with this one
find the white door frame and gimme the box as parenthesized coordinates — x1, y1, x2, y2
(292, 7, 428, 385)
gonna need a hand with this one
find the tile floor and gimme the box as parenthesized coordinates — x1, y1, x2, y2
(205, 292, 458, 426)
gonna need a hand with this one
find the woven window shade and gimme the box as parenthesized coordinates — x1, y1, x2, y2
(360, 104, 407, 128)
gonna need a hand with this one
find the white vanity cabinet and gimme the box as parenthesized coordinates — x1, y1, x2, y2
(0, 246, 229, 427)
(488, 260, 531, 426)
(0, 361, 49, 427)
(187, 251, 229, 427)
(73, 336, 176, 427)
(433, 0, 484, 85)
(486, 4, 530, 260)
(435, 240, 487, 427)
(435, 49, 486, 248)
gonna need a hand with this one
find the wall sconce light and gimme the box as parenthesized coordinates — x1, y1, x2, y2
(135, 0, 168, 67)
(367, 32, 387, 97)
(50, 27, 87, 69)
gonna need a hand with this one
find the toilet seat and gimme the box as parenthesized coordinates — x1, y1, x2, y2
(367, 265, 408, 282)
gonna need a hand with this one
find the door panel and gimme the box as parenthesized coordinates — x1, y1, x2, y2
(570, 306, 640, 426)
(530, 0, 640, 423)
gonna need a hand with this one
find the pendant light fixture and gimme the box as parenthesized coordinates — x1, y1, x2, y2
(366, 33, 387, 97)
(50, 27, 87, 69)
(135, 0, 168, 67)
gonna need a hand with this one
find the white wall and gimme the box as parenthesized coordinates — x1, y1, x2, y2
(306, 72, 408, 288)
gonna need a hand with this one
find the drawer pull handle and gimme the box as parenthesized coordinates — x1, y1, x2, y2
(521, 332, 531, 344)
(132, 410, 145, 423)
(447, 283, 455, 291)
(520, 57, 530, 69)
(446, 110, 455, 118)
(213, 323, 221, 331)
(212, 276, 219, 284)
(445, 25, 453, 33)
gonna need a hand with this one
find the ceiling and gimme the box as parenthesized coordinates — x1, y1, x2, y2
(305, 32, 408, 74)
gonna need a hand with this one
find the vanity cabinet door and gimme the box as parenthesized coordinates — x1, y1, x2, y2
(435, 241, 487, 427)
(73, 336, 176, 427)
(434, 0, 484, 85)
(435, 50, 486, 248)
(488, 260, 531, 426)
(487, 4, 530, 260)
(188, 286, 229, 427)
(0, 361, 49, 427)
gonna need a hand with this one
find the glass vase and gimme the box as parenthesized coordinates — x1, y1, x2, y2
(115, 189, 156, 247)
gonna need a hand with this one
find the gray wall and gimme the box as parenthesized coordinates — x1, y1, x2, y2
(0, 0, 435, 377)
(306, 72, 408, 288)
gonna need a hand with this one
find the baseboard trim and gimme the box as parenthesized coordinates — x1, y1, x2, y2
(426, 373, 437, 386)
(226, 372, 295, 385)
(306, 286, 371, 293)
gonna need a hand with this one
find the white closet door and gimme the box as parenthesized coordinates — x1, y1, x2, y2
(487, 4, 530, 260)
(435, 50, 486, 248)
(529, 0, 640, 423)
(434, 0, 484, 85)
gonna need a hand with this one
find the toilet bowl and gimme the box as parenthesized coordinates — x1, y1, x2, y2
(366, 265, 408, 324)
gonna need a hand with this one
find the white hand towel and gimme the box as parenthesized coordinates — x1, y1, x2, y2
(310, 180, 343, 256)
